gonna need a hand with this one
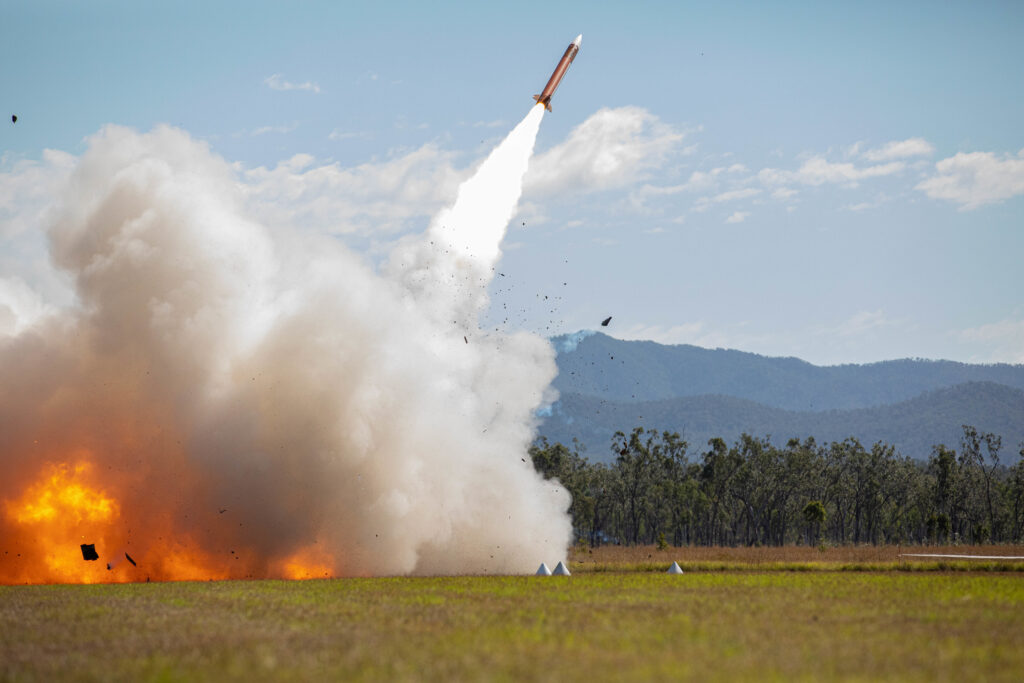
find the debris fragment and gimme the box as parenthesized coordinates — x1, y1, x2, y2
(80, 544, 99, 561)
(10, 115, 16, 124)
(464, 336, 468, 344)
(601, 316, 612, 327)
(125, 552, 137, 567)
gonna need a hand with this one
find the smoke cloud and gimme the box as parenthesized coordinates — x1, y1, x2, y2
(0, 106, 571, 583)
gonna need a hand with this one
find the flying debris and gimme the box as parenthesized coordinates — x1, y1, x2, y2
(601, 316, 612, 327)
(10, 115, 16, 124)
(533, 34, 582, 111)
(80, 544, 99, 561)
(125, 552, 137, 567)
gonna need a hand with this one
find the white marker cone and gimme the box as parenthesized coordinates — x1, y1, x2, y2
(536, 563, 552, 576)
(552, 561, 571, 576)
(667, 561, 683, 574)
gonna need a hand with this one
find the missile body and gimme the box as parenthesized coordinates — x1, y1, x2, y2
(533, 34, 581, 111)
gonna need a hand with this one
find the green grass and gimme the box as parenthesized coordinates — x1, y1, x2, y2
(3, 573, 1023, 681)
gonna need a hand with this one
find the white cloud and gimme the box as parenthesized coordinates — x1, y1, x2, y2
(620, 312, 906, 365)
(826, 310, 890, 338)
(759, 157, 905, 187)
(710, 163, 748, 176)
(713, 188, 761, 203)
(615, 311, 1023, 366)
(328, 129, 369, 141)
(843, 193, 889, 212)
(725, 211, 750, 223)
(524, 106, 685, 197)
(861, 137, 935, 162)
(264, 74, 321, 93)
(0, 150, 77, 308)
(615, 322, 774, 353)
(771, 187, 798, 200)
(242, 144, 465, 235)
(0, 150, 76, 240)
(956, 318, 1024, 364)
(616, 322, 709, 345)
(632, 171, 718, 201)
(916, 149, 1024, 210)
(251, 123, 298, 136)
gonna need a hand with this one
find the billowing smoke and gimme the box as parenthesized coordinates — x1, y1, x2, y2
(0, 105, 572, 583)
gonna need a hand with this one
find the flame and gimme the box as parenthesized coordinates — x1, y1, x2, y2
(3, 459, 122, 584)
(1, 458, 339, 584)
(9, 462, 118, 525)
(280, 544, 335, 580)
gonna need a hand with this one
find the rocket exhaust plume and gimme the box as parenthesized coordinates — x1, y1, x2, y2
(0, 106, 570, 584)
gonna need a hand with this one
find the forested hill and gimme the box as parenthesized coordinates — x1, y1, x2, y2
(539, 382, 1024, 464)
(540, 332, 1024, 462)
(549, 332, 1024, 412)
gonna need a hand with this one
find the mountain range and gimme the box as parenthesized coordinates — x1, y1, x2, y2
(537, 332, 1024, 463)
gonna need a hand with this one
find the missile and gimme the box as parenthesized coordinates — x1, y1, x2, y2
(533, 34, 582, 112)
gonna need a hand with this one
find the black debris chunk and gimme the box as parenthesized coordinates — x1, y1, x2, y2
(601, 316, 612, 327)
(219, 508, 227, 514)
(10, 115, 16, 124)
(463, 336, 468, 344)
(107, 563, 112, 570)
(125, 552, 137, 567)
(80, 544, 99, 561)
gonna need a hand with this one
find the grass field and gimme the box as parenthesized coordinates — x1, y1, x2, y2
(3, 565, 1024, 681)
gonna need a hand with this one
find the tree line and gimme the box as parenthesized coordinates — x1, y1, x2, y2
(530, 425, 1024, 547)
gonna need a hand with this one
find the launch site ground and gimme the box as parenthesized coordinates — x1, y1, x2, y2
(3, 546, 1023, 682)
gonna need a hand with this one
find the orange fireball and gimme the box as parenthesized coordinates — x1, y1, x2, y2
(3, 459, 123, 584)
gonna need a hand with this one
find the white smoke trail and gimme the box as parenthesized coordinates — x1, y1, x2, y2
(0, 107, 571, 581)
(390, 105, 545, 327)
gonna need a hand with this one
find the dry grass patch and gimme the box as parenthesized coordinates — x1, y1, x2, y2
(570, 544, 1024, 572)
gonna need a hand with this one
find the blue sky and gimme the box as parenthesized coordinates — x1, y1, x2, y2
(2, 0, 1022, 365)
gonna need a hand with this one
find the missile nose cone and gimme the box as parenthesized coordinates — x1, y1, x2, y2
(573, 34, 583, 48)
